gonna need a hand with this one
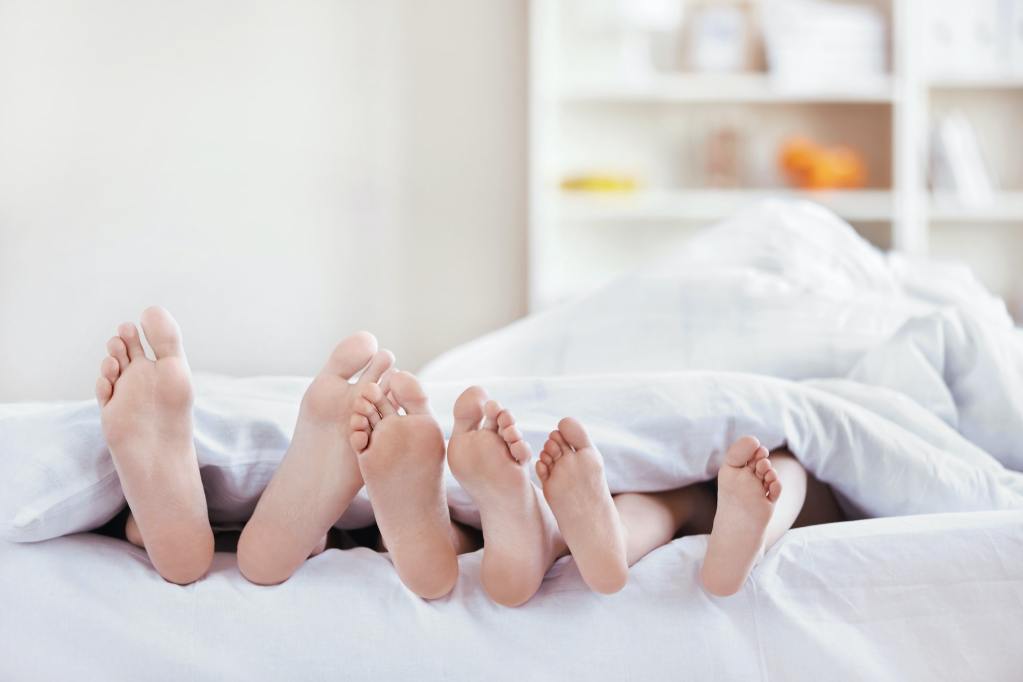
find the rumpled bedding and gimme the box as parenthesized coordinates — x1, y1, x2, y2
(2, 200, 1023, 681)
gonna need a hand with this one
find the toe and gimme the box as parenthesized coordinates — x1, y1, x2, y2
(556, 417, 593, 450)
(350, 430, 370, 453)
(106, 336, 129, 369)
(724, 435, 761, 467)
(482, 400, 501, 431)
(118, 322, 146, 362)
(362, 383, 396, 418)
(350, 413, 370, 432)
(500, 423, 522, 444)
(322, 331, 378, 379)
(540, 451, 553, 468)
(359, 350, 396, 384)
(100, 356, 120, 383)
(754, 457, 772, 479)
(389, 371, 431, 416)
(508, 440, 531, 464)
(536, 459, 549, 482)
(550, 430, 570, 454)
(452, 386, 487, 434)
(95, 377, 112, 406)
(139, 306, 185, 360)
(496, 410, 515, 430)
(768, 480, 783, 502)
(547, 435, 565, 460)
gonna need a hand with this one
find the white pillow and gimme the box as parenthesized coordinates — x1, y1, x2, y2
(0, 374, 379, 543)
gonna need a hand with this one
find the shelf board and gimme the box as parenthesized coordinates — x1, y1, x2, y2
(558, 189, 893, 223)
(929, 193, 1023, 223)
(928, 76, 1023, 91)
(559, 74, 896, 104)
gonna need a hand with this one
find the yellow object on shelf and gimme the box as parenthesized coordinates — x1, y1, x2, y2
(560, 174, 639, 193)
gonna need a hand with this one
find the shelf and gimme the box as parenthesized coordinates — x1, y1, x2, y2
(558, 189, 893, 223)
(928, 76, 1023, 91)
(929, 193, 1023, 223)
(559, 74, 896, 104)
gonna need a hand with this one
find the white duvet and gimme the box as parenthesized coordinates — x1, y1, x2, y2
(2, 200, 1023, 681)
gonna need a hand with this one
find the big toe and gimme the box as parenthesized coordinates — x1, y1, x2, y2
(556, 417, 593, 451)
(323, 332, 378, 379)
(724, 435, 761, 467)
(139, 306, 185, 360)
(389, 371, 430, 415)
(452, 386, 487, 434)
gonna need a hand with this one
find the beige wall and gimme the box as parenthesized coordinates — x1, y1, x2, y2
(0, 0, 528, 401)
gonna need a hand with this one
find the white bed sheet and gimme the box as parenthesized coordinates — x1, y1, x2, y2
(2, 511, 1021, 681)
(4, 200, 1023, 681)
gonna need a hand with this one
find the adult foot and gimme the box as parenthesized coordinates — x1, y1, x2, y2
(447, 387, 561, 607)
(537, 418, 628, 594)
(237, 335, 393, 585)
(700, 436, 780, 597)
(96, 306, 213, 585)
(349, 371, 456, 599)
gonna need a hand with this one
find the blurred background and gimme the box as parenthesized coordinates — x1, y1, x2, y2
(1, 0, 1021, 400)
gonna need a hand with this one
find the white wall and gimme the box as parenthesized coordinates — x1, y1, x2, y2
(0, 0, 527, 401)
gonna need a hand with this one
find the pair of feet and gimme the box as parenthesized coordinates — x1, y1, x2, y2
(97, 307, 784, 601)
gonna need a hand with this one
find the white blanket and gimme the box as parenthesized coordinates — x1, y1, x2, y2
(2, 200, 1023, 680)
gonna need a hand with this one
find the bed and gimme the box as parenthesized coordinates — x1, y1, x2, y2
(2, 201, 1022, 680)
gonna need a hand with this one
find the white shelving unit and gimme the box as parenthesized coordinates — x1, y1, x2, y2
(529, 0, 1023, 313)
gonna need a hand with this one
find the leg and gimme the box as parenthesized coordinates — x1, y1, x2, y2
(96, 307, 213, 585)
(349, 371, 459, 600)
(613, 485, 716, 566)
(236, 337, 393, 585)
(448, 387, 564, 607)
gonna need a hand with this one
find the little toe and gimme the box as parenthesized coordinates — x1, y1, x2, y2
(350, 430, 370, 453)
(556, 417, 593, 451)
(536, 460, 550, 482)
(100, 356, 120, 383)
(724, 435, 761, 467)
(452, 386, 487, 434)
(95, 377, 112, 406)
(540, 451, 554, 469)
(389, 371, 431, 416)
(768, 480, 783, 502)
(106, 336, 129, 368)
(139, 306, 186, 360)
(118, 322, 146, 361)
(322, 331, 378, 379)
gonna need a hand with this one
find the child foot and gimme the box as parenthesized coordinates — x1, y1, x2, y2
(701, 436, 780, 597)
(96, 306, 213, 585)
(349, 371, 456, 599)
(237, 336, 393, 585)
(447, 387, 561, 607)
(537, 418, 628, 594)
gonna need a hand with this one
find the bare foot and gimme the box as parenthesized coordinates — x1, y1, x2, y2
(96, 306, 213, 585)
(447, 387, 561, 607)
(700, 436, 781, 597)
(349, 371, 456, 599)
(237, 335, 393, 585)
(537, 418, 628, 594)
